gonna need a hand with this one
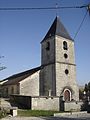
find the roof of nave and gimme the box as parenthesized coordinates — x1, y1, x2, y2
(2, 66, 41, 86)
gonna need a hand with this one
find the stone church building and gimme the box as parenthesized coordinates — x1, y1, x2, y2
(1, 16, 80, 111)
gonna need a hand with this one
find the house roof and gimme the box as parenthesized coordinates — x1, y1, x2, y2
(42, 16, 73, 42)
(0, 79, 8, 85)
(2, 66, 41, 86)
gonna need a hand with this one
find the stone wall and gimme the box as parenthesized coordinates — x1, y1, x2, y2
(10, 95, 60, 111)
(2, 84, 19, 97)
(41, 37, 55, 65)
(40, 35, 79, 101)
(10, 95, 82, 111)
(40, 36, 56, 96)
(40, 64, 56, 96)
(20, 70, 40, 96)
(64, 101, 82, 111)
(31, 96, 60, 111)
(55, 36, 79, 101)
(56, 62, 79, 100)
(10, 95, 31, 109)
(55, 36, 75, 64)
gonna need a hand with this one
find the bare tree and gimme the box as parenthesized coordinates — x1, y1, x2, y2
(0, 56, 6, 71)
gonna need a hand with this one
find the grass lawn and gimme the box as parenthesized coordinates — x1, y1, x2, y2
(18, 109, 59, 117)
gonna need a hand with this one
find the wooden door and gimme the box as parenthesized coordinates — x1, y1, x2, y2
(64, 90, 70, 101)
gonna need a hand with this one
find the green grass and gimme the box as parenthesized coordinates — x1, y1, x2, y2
(18, 109, 59, 117)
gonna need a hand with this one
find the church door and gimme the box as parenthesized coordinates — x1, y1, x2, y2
(64, 90, 70, 101)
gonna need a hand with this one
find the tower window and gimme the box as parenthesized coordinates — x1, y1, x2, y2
(46, 42, 50, 50)
(63, 41, 68, 50)
(65, 69, 69, 75)
(64, 53, 68, 59)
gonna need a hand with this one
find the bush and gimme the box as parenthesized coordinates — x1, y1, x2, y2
(0, 108, 7, 119)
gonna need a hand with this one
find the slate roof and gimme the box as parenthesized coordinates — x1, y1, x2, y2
(42, 16, 73, 42)
(2, 66, 41, 86)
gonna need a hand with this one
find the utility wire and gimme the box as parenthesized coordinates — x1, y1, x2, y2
(0, 4, 89, 40)
(0, 5, 89, 11)
(74, 10, 88, 39)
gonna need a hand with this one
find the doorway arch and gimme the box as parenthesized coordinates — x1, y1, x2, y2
(64, 89, 71, 101)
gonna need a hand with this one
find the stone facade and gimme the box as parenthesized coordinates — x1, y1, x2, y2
(20, 70, 40, 96)
(32, 96, 59, 111)
(64, 101, 82, 111)
(55, 36, 79, 101)
(40, 34, 79, 101)
(40, 37, 56, 96)
(2, 84, 19, 97)
(41, 37, 55, 66)
(1, 70, 40, 97)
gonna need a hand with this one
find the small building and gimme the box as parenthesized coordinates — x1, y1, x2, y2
(1, 16, 80, 111)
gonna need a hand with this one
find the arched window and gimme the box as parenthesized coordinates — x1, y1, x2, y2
(46, 42, 50, 50)
(63, 41, 68, 50)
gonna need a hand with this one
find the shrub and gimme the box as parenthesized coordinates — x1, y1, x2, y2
(0, 108, 7, 119)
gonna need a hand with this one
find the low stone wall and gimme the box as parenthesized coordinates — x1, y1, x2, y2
(10, 95, 31, 109)
(10, 95, 60, 110)
(10, 95, 82, 111)
(64, 101, 83, 111)
(31, 96, 60, 111)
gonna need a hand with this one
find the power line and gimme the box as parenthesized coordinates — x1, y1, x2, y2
(0, 5, 89, 11)
(74, 10, 88, 39)
(0, 4, 89, 40)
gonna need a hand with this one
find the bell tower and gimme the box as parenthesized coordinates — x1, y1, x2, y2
(40, 16, 79, 101)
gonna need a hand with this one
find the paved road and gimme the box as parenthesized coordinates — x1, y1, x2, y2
(1, 116, 90, 120)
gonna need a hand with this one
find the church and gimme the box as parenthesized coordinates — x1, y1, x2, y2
(1, 16, 80, 111)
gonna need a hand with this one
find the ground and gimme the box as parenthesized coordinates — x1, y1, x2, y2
(1, 116, 90, 120)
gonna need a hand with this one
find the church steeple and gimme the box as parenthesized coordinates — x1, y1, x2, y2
(42, 16, 73, 41)
(40, 16, 79, 100)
